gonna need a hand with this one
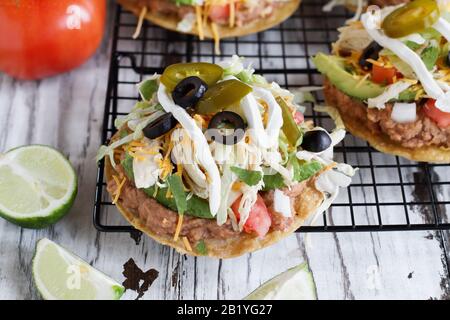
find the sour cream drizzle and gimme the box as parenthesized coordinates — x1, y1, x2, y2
(158, 84, 221, 215)
(361, 10, 450, 112)
(240, 87, 283, 149)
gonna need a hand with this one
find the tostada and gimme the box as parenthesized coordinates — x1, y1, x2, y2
(117, 0, 301, 52)
(97, 56, 354, 258)
(315, 0, 450, 163)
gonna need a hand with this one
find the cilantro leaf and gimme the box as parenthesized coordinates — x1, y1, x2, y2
(167, 175, 187, 215)
(121, 153, 134, 180)
(421, 45, 439, 71)
(195, 240, 208, 255)
(231, 166, 262, 186)
(262, 157, 323, 191)
(294, 161, 323, 182)
(262, 173, 285, 191)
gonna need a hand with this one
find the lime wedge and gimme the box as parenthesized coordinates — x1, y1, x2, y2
(0, 145, 77, 228)
(245, 263, 317, 300)
(33, 238, 125, 300)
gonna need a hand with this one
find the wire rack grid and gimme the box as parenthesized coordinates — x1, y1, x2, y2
(94, 0, 450, 236)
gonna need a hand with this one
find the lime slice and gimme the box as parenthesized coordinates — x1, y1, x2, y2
(245, 263, 317, 300)
(33, 238, 125, 300)
(0, 145, 77, 228)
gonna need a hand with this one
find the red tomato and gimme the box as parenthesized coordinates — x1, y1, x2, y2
(423, 99, 450, 128)
(231, 195, 272, 238)
(208, 4, 230, 24)
(371, 64, 397, 85)
(0, 0, 106, 80)
(294, 111, 304, 124)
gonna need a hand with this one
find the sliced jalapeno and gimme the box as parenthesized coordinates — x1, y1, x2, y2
(160, 62, 223, 91)
(276, 97, 302, 147)
(196, 80, 253, 115)
(381, 0, 440, 38)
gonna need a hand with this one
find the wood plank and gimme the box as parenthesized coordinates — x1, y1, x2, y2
(0, 1, 449, 301)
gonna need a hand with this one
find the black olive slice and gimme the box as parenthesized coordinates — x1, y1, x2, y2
(446, 51, 450, 68)
(300, 130, 332, 153)
(359, 41, 383, 71)
(207, 111, 245, 145)
(172, 76, 208, 109)
(143, 113, 178, 139)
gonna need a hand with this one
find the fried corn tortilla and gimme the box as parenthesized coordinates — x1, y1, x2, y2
(105, 144, 327, 259)
(117, 0, 301, 39)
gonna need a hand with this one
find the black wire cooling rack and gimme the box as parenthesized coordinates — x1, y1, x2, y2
(94, 0, 450, 236)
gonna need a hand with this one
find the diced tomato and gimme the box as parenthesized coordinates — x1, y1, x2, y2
(294, 111, 304, 125)
(208, 4, 230, 23)
(371, 64, 398, 85)
(231, 195, 272, 238)
(423, 99, 450, 128)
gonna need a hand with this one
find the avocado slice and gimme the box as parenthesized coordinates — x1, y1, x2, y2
(313, 53, 386, 100)
(313, 53, 418, 102)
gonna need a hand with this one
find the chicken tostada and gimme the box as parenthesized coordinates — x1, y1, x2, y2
(97, 56, 354, 258)
(117, 0, 301, 53)
(315, 0, 450, 163)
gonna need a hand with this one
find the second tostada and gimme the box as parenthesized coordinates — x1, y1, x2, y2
(118, 0, 301, 53)
(316, 0, 450, 163)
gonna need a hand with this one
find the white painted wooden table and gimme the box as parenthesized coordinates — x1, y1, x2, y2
(1, 2, 450, 300)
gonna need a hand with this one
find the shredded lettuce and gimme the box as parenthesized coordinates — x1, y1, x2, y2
(219, 55, 267, 85)
(278, 134, 290, 165)
(114, 103, 161, 129)
(177, 13, 196, 33)
(405, 41, 422, 51)
(167, 175, 187, 215)
(138, 79, 159, 102)
(96, 134, 134, 167)
(130, 110, 165, 140)
(231, 166, 262, 186)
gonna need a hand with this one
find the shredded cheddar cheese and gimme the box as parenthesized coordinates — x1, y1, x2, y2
(159, 142, 174, 180)
(232, 181, 244, 191)
(182, 237, 192, 252)
(229, 0, 235, 28)
(112, 176, 127, 204)
(415, 88, 424, 101)
(193, 114, 206, 128)
(195, 5, 205, 40)
(130, 141, 147, 147)
(173, 214, 184, 241)
(440, 72, 450, 82)
(166, 187, 172, 199)
(177, 164, 183, 177)
(203, 2, 210, 26)
(210, 22, 221, 55)
(366, 58, 384, 67)
(132, 6, 148, 39)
